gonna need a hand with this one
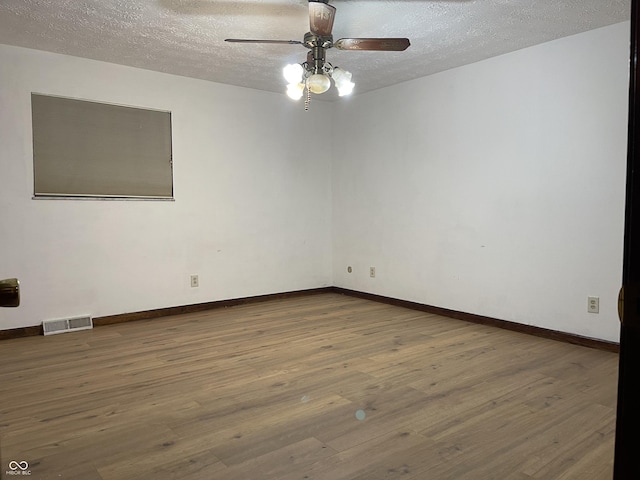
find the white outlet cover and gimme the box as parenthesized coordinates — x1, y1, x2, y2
(588, 296, 599, 314)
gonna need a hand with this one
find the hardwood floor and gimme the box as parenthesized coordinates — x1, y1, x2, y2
(0, 293, 618, 479)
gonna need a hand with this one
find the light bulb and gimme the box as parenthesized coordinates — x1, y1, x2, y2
(337, 80, 355, 96)
(332, 67, 354, 96)
(283, 64, 304, 84)
(286, 83, 305, 100)
(307, 73, 331, 94)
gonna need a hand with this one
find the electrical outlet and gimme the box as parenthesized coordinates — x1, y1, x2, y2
(588, 296, 599, 314)
(190, 274, 199, 288)
(370, 267, 376, 278)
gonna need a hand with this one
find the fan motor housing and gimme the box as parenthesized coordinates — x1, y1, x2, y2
(303, 32, 333, 50)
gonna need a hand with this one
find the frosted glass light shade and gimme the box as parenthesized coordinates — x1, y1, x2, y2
(283, 64, 304, 84)
(307, 74, 331, 94)
(332, 67, 352, 84)
(332, 67, 355, 96)
(286, 83, 305, 100)
(337, 81, 355, 96)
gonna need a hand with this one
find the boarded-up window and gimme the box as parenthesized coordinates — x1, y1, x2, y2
(31, 94, 173, 199)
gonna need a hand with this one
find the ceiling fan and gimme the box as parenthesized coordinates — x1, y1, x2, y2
(225, 0, 410, 108)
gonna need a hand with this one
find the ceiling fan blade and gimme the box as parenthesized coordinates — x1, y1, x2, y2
(225, 39, 303, 45)
(334, 38, 411, 51)
(309, 1, 336, 36)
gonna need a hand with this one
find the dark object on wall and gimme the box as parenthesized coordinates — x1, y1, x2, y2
(0, 278, 20, 307)
(614, 0, 640, 477)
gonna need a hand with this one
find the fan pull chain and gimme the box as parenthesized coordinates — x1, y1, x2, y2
(304, 86, 311, 111)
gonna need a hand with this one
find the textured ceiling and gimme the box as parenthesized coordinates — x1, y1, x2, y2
(0, 0, 631, 101)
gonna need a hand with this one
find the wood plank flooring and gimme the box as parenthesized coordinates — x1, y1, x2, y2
(0, 293, 619, 479)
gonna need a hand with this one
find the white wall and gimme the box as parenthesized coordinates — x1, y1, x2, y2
(0, 44, 333, 330)
(332, 22, 630, 342)
(0, 22, 630, 342)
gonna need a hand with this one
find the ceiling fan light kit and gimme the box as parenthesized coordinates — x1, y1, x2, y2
(225, 0, 410, 109)
(283, 62, 354, 100)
